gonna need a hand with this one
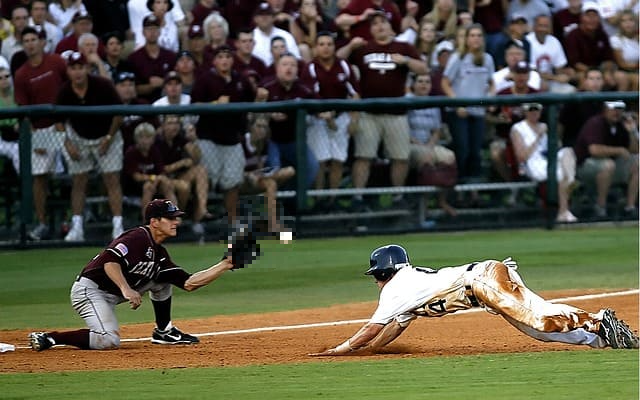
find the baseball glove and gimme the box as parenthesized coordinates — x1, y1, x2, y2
(225, 220, 262, 269)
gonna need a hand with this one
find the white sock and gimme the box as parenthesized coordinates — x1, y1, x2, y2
(71, 215, 83, 229)
(112, 215, 123, 228)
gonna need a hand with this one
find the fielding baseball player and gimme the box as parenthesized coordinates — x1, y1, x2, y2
(28, 199, 248, 351)
(311, 244, 639, 356)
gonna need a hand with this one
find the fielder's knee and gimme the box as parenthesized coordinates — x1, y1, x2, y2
(91, 331, 121, 350)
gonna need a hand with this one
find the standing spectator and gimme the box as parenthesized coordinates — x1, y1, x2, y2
(598, 0, 640, 36)
(233, 28, 268, 87)
(145, 0, 182, 53)
(155, 114, 212, 235)
(407, 73, 458, 216)
(56, 52, 124, 242)
(290, 0, 336, 61)
(441, 24, 494, 197)
(173, 50, 197, 94)
(186, 24, 207, 74)
(492, 43, 541, 92)
(558, 68, 605, 148)
(252, 2, 301, 66)
(102, 31, 134, 82)
(553, 0, 582, 42)
(1, 5, 29, 63)
(128, 0, 186, 52)
(114, 71, 155, 153)
(506, 0, 551, 28)
(123, 122, 178, 220)
(469, 0, 508, 59)
(48, 0, 87, 36)
(191, 45, 259, 224)
(525, 14, 576, 93)
(266, 0, 296, 31)
(397, 19, 439, 69)
(54, 11, 106, 58)
(511, 103, 578, 222)
(14, 26, 68, 241)
(609, 9, 639, 91)
(423, 0, 458, 40)
(28, 0, 63, 54)
(564, 2, 626, 89)
(493, 14, 531, 69)
(430, 40, 454, 96)
(574, 101, 639, 218)
(338, 11, 427, 209)
(261, 53, 319, 189)
(0, 67, 19, 174)
(334, 0, 403, 41)
(262, 36, 307, 80)
(301, 31, 360, 208)
(77, 33, 110, 79)
(190, 0, 220, 27)
(201, 12, 232, 65)
(127, 15, 177, 103)
(152, 70, 198, 129)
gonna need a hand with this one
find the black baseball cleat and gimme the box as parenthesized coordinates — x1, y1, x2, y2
(598, 309, 621, 349)
(615, 319, 640, 349)
(28, 332, 55, 351)
(151, 326, 200, 345)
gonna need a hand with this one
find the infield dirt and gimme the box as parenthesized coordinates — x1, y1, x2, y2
(1, 289, 637, 373)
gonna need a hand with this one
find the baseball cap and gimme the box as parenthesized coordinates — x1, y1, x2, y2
(522, 102, 542, 111)
(513, 60, 530, 73)
(582, 1, 600, 13)
(213, 44, 233, 57)
(144, 199, 185, 222)
(176, 50, 195, 62)
(509, 13, 527, 24)
(164, 70, 182, 84)
(115, 71, 136, 84)
(604, 100, 626, 110)
(188, 24, 205, 39)
(369, 8, 390, 22)
(72, 11, 92, 23)
(254, 2, 275, 16)
(22, 25, 47, 40)
(143, 14, 161, 28)
(435, 40, 454, 55)
(66, 51, 87, 66)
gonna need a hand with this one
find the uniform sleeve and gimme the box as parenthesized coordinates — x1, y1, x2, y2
(155, 248, 191, 289)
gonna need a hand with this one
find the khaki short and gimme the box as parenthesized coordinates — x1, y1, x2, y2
(409, 144, 455, 169)
(62, 128, 123, 175)
(577, 155, 637, 185)
(31, 125, 65, 176)
(197, 140, 245, 190)
(354, 113, 410, 160)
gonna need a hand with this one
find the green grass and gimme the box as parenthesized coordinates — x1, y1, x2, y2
(1, 351, 637, 399)
(0, 226, 638, 330)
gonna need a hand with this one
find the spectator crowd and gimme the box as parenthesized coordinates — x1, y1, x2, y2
(0, 0, 637, 241)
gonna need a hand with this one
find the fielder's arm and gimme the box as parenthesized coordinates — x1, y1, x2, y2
(183, 258, 235, 291)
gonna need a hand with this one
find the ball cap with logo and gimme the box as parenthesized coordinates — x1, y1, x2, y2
(145, 199, 186, 222)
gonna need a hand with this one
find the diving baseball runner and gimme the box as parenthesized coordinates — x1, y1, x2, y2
(311, 245, 639, 356)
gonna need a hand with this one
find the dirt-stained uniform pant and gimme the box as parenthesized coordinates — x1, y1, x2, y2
(467, 261, 606, 348)
(70, 277, 172, 349)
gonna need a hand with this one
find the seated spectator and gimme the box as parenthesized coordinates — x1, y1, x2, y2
(334, 0, 403, 41)
(102, 31, 133, 83)
(511, 103, 578, 223)
(186, 24, 207, 74)
(174, 50, 197, 94)
(267, 0, 297, 32)
(77, 33, 110, 78)
(494, 14, 531, 69)
(262, 36, 307, 81)
(252, 2, 301, 66)
(241, 114, 296, 232)
(202, 12, 232, 65)
(429, 40, 454, 96)
(574, 100, 639, 218)
(190, 0, 221, 27)
(507, 0, 551, 29)
(123, 122, 178, 221)
(0, 67, 19, 174)
(290, 0, 336, 62)
(397, 18, 439, 69)
(526, 14, 576, 93)
(148, 0, 181, 53)
(28, 0, 63, 54)
(48, 0, 87, 36)
(155, 114, 212, 235)
(552, 0, 582, 43)
(423, 0, 458, 40)
(470, 0, 507, 59)
(609, 10, 639, 91)
(114, 71, 156, 153)
(152, 70, 198, 129)
(54, 11, 106, 58)
(233, 28, 268, 87)
(407, 73, 457, 217)
(2, 6, 29, 65)
(492, 43, 541, 93)
(129, 0, 186, 52)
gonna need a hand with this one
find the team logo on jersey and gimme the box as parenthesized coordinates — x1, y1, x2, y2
(115, 243, 128, 256)
(363, 53, 397, 74)
(146, 247, 154, 259)
(337, 73, 346, 82)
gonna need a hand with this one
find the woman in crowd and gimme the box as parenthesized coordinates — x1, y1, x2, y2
(610, 9, 639, 91)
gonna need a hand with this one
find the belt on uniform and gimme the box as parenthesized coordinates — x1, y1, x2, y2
(465, 263, 480, 307)
(74, 276, 99, 289)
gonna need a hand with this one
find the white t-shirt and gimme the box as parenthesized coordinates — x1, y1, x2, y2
(525, 31, 568, 74)
(492, 66, 542, 93)
(128, 0, 185, 50)
(610, 34, 639, 65)
(598, 0, 640, 36)
(251, 26, 301, 66)
(48, 2, 87, 35)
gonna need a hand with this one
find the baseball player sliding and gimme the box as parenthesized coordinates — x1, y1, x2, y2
(311, 245, 639, 356)
(28, 199, 255, 351)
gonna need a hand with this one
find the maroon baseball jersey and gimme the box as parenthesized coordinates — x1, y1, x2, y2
(261, 77, 315, 143)
(127, 46, 177, 102)
(191, 68, 256, 145)
(338, 0, 402, 40)
(14, 53, 68, 129)
(80, 226, 191, 296)
(301, 57, 360, 100)
(564, 27, 614, 68)
(56, 75, 122, 139)
(574, 115, 631, 165)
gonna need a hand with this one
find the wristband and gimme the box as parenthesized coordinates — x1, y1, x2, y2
(335, 339, 353, 353)
(149, 174, 156, 182)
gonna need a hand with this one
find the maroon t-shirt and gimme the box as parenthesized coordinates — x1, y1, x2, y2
(127, 46, 177, 102)
(55, 75, 122, 139)
(494, 86, 539, 138)
(338, 0, 402, 40)
(154, 134, 190, 174)
(122, 145, 165, 194)
(80, 226, 190, 296)
(301, 57, 360, 99)
(553, 9, 580, 42)
(261, 78, 315, 143)
(191, 68, 256, 145)
(574, 115, 631, 165)
(191, 3, 221, 26)
(14, 53, 68, 129)
(473, 0, 506, 34)
(55, 34, 107, 59)
(564, 27, 614, 68)
(223, 0, 261, 36)
(233, 54, 268, 84)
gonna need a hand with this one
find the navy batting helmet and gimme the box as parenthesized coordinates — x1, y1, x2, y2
(365, 244, 411, 281)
